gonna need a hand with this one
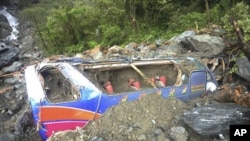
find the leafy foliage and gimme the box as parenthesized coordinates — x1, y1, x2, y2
(29, 0, 127, 55)
(100, 24, 125, 46)
(43, 3, 98, 54)
(229, 51, 245, 74)
(221, 2, 250, 41)
(168, 12, 206, 33)
(19, 0, 250, 56)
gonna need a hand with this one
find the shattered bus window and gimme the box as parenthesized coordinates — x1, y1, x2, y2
(39, 67, 80, 103)
(78, 63, 178, 94)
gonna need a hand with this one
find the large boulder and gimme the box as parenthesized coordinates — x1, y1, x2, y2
(0, 8, 12, 40)
(236, 57, 250, 82)
(0, 47, 20, 69)
(0, 22, 12, 39)
(170, 30, 196, 43)
(183, 103, 250, 136)
(180, 34, 225, 56)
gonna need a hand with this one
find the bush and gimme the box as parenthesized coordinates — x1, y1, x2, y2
(168, 12, 206, 33)
(221, 2, 250, 41)
(100, 25, 125, 46)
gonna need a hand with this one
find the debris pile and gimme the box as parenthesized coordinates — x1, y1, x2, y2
(214, 83, 250, 107)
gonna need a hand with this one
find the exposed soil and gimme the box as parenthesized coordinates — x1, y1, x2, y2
(78, 60, 180, 94)
(46, 94, 224, 141)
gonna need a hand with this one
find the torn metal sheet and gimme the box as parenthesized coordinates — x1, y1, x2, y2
(24, 57, 218, 140)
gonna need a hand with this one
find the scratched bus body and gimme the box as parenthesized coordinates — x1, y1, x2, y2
(24, 57, 218, 140)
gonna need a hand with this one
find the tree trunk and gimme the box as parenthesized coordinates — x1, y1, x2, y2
(232, 20, 250, 61)
(205, 0, 210, 24)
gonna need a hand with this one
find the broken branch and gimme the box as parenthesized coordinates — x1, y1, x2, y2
(232, 20, 250, 61)
(0, 71, 21, 78)
(0, 86, 14, 95)
(129, 63, 157, 88)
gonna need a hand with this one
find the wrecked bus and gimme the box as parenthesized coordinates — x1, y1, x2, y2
(24, 57, 218, 140)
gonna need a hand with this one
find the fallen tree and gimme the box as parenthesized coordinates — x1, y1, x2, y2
(232, 20, 250, 61)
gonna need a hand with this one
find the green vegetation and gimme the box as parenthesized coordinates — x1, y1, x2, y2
(221, 2, 250, 42)
(229, 51, 245, 74)
(19, 0, 250, 56)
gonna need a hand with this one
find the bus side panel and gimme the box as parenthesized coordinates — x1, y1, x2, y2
(189, 71, 207, 99)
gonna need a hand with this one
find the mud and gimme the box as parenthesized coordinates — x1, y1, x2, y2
(82, 63, 179, 94)
(47, 94, 223, 141)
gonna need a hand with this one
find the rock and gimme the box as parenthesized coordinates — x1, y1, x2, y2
(140, 45, 154, 58)
(155, 39, 163, 47)
(91, 136, 103, 141)
(15, 86, 25, 98)
(156, 134, 170, 141)
(0, 47, 20, 69)
(137, 134, 146, 141)
(75, 53, 83, 58)
(20, 35, 35, 50)
(155, 43, 184, 58)
(14, 112, 34, 136)
(107, 45, 133, 60)
(183, 103, 250, 135)
(0, 12, 9, 23)
(7, 109, 13, 115)
(2, 61, 22, 73)
(154, 128, 164, 135)
(125, 42, 138, 51)
(0, 133, 15, 141)
(4, 77, 18, 84)
(169, 126, 188, 141)
(0, 22, 12, 39)
(210, 26, 226, 37)
(19, 33, 39, 61)
(32, 51, 41, 59)
(236, 57, 250, 82)
(10, 102, 22, 113)
(83, 46, 104, 60)
(170, 30, 196, 43)
(180, 34, 225, 56)
(108, 45, 122, 53)
(1, 109, 6, 114)
(4, 91, 11, 99)
(0, 42, 8, 52)
(21, 53, 32, 58)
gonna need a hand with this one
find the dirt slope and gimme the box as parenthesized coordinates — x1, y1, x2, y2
(47, 94, 221, 141)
